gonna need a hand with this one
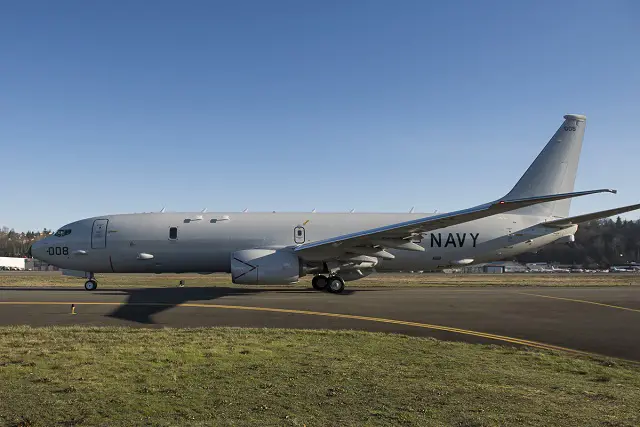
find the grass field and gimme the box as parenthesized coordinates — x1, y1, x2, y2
(2, 271, 640, 288)
(1, 326, 639, 427)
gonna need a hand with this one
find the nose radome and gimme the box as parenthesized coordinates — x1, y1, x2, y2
(30, 240, 44, 259)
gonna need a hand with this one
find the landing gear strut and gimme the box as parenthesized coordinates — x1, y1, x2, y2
(84, 273, 97, 291)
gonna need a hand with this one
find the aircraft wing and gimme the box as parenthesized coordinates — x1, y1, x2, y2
(294, 189, 616, 260)
(541, 202, 640, 228)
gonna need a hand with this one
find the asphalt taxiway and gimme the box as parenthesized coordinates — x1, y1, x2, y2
(1, 285, 639, 361)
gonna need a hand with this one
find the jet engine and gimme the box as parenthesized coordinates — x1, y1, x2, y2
(231, 249, 302, 285)
(553, 235, 576, 245)
(340, 268, 375, 282)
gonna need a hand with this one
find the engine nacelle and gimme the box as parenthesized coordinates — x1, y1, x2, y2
(231, 249, 302, 285)
(340, 268, 375, 282)
(553, 235, 575, 245)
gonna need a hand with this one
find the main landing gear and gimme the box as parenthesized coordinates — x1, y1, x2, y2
(84, 273, 97, 291)
(311, 274, 345, 294)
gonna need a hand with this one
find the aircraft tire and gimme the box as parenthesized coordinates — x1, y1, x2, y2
(327, 276, 345, 294)
(312, 275, 328, 291)
(84, 280, 98, 291)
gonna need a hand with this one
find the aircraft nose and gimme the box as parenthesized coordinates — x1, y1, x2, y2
(30, 240, 44, 260)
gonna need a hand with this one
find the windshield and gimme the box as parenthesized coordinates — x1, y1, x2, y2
(54, 229, 72, 237)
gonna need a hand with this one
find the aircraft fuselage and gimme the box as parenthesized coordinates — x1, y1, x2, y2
(32, 211, 575, 275)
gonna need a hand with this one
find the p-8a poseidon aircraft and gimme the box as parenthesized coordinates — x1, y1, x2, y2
(31, 114, 640, 293)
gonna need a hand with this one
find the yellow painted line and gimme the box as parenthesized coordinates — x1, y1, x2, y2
(0, 300, 604, 359)
(516, 292, 640, 313)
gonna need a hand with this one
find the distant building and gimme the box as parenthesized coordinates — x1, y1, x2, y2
(461, 261, 528, 274)
(0, 258, 60, 271)
(26, 258, 58, 271)
(0, 257, 27, 270)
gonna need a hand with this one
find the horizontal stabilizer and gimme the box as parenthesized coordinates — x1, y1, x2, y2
(542, 203, 640, 228)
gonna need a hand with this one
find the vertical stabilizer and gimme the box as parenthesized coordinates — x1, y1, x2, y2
(503, 114, 586, 218)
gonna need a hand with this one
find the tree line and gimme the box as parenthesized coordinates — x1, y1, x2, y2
(514, 217, 640, 268)
(0, 227, 51, 258)
(2, 218, 640, 268)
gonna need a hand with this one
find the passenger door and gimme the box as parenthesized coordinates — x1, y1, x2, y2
(91, 219, 109, 249)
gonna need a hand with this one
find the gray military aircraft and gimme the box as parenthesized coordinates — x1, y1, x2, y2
(30, 114, 640, 293)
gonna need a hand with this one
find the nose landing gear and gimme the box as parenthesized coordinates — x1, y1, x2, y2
(84, 273, 97, 291)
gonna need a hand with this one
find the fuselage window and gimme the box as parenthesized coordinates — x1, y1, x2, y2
(169, 227, 178, 240)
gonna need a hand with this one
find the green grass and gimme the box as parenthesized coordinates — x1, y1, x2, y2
(2, 271, 640, 288)
(1, 327, 639, 426)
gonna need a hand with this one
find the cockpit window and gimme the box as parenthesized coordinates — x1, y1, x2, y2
(54, 229, 72, 237)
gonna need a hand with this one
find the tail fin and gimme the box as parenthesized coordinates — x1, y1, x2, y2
(503, 114, 587, 218)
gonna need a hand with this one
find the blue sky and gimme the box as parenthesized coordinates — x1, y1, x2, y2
(1, 0, 639, 231)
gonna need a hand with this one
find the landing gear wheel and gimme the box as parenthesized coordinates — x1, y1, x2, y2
(84, 280, 97, 291)
(327, 276, 345, 294)
(312, 275, 328, 291)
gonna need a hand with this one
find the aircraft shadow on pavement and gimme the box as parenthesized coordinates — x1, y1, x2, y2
(95, 286, 361, 324)
(1, 287, 99, 292)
